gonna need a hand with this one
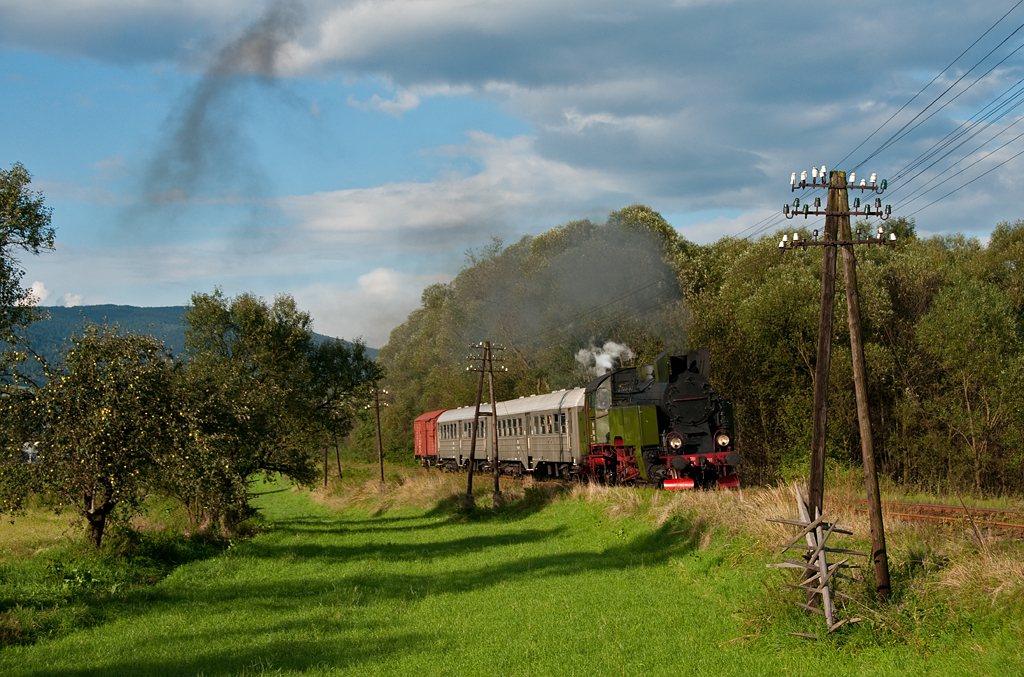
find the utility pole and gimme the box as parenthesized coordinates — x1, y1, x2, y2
(334, 435, 343, 480)
(484, 343, 507, 507)
(809, 170, 842, 522)
(838, 215, 892, 600)
(367, 388, 389, 495)
(781, 167, 894, 600)
(463, 343, 488, 508)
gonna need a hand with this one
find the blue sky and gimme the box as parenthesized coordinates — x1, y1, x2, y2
(4, 0, 1024, 346)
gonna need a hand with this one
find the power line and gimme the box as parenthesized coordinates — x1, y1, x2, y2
(835, 0, 1024, 171)
(904, 137, 1024, 217)
(892, 111, 1024, 209)
(889, 75, 1024, 185)
(853, 17, 1024, 172)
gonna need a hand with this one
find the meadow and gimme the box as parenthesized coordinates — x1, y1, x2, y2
(0, 468, 1021, 676)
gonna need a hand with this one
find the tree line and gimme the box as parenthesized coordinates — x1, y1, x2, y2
(0, 164, 379, 547)
(0, 292, 378, 547)
(365, 205, 1024, 496)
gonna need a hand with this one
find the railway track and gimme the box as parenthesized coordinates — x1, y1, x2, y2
(850, 499, 1024, 534)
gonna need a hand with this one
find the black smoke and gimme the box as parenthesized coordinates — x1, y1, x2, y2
(141, 1, 305, 207)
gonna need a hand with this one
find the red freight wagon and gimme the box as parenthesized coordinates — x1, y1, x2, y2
(413, 409, 448, 468)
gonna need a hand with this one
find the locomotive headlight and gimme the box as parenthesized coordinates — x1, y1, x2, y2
(667, 433, 683, 450)
(715, 432, 731, 448)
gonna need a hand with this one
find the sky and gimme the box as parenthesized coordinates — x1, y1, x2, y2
(4, 0, 1024, 347)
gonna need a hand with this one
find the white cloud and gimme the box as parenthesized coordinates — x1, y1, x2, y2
(61, 293, 84, 308)
(279, 131, 626, 241)
(17, 281, 50, 305)
(347, 89, 421, 117)
(294, 268, 453, 347)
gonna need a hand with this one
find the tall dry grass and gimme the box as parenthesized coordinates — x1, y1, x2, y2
(566, 479, 1024, 607)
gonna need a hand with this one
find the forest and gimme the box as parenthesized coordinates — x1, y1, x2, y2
(361, 204, 1024, 496)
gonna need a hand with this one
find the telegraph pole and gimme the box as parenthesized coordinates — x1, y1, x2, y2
(485, 343, 507, 507)
(782, 167, 894, 599)
(809, 170, 843, 521)
(465, 341, 507, 508)
(838, 220, 891, 600)
(464, 343, 488, 508)
(367, 388, 389, 495)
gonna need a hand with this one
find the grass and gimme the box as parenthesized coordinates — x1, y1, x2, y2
(0, 500, 77, 560)
(0, 469, 1021, 675)
(0, 499, 225, 647)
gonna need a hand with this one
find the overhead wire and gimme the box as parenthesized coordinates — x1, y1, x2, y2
(833, 0, 1024, 171)
(889, 74, 1024, 185)
(851, 13, 1024, 172)
(906, 143, 1024, 218)
(898, 126, 1024, 212)
(891, 109, 1024, 209)
(741, 1, 1024, 236)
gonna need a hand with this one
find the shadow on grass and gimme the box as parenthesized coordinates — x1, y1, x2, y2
(424, 482, 570, 523)
(15, 623, 433, 677)
(6, 488, 710, 676)
(265, 483, 570, 537)
(0, 528, 228, 648)
(128, 513, 703, 615)
(238, 525, 570, 565)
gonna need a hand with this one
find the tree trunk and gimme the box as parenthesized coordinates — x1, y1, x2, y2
(86, 511, 108, 548)
(82, 495, 115, 549)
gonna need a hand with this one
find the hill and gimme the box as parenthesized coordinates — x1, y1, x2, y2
(18, 304, 377, 374)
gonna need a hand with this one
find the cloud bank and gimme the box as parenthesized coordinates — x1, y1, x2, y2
(8, 0, 1024, 344)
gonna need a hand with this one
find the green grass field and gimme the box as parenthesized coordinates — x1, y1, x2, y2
(0, 476, 1021, 676)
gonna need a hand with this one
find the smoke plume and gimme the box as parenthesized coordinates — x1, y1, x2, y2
(575, 341, 635, 377)
(142, 1, 305, 207)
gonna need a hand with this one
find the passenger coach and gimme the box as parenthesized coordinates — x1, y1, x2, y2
(418, 389, 585, 478)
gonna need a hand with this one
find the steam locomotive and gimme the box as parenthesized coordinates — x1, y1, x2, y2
(414, 349, 739, 489)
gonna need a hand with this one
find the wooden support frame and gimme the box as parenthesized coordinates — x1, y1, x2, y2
(767, 483, 868, 636)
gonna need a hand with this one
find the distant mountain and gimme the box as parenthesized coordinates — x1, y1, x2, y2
(17, 305, 377, 377)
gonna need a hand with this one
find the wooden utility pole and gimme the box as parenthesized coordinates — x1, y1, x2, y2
(464, 343, 488, 508)
(485, 343, 506, 508)
(782, 167, 894, 601)
(368, 388, 389, 495)
(808, 170, 844, 521)
(839, 219, 891, 600)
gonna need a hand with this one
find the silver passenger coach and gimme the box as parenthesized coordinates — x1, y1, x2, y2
(435, 388, 585, 478)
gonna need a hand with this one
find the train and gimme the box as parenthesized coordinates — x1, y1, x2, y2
(413, 349, 740, 489)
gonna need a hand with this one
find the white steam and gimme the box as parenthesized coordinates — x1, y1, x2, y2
(575, 341, 635, 377)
